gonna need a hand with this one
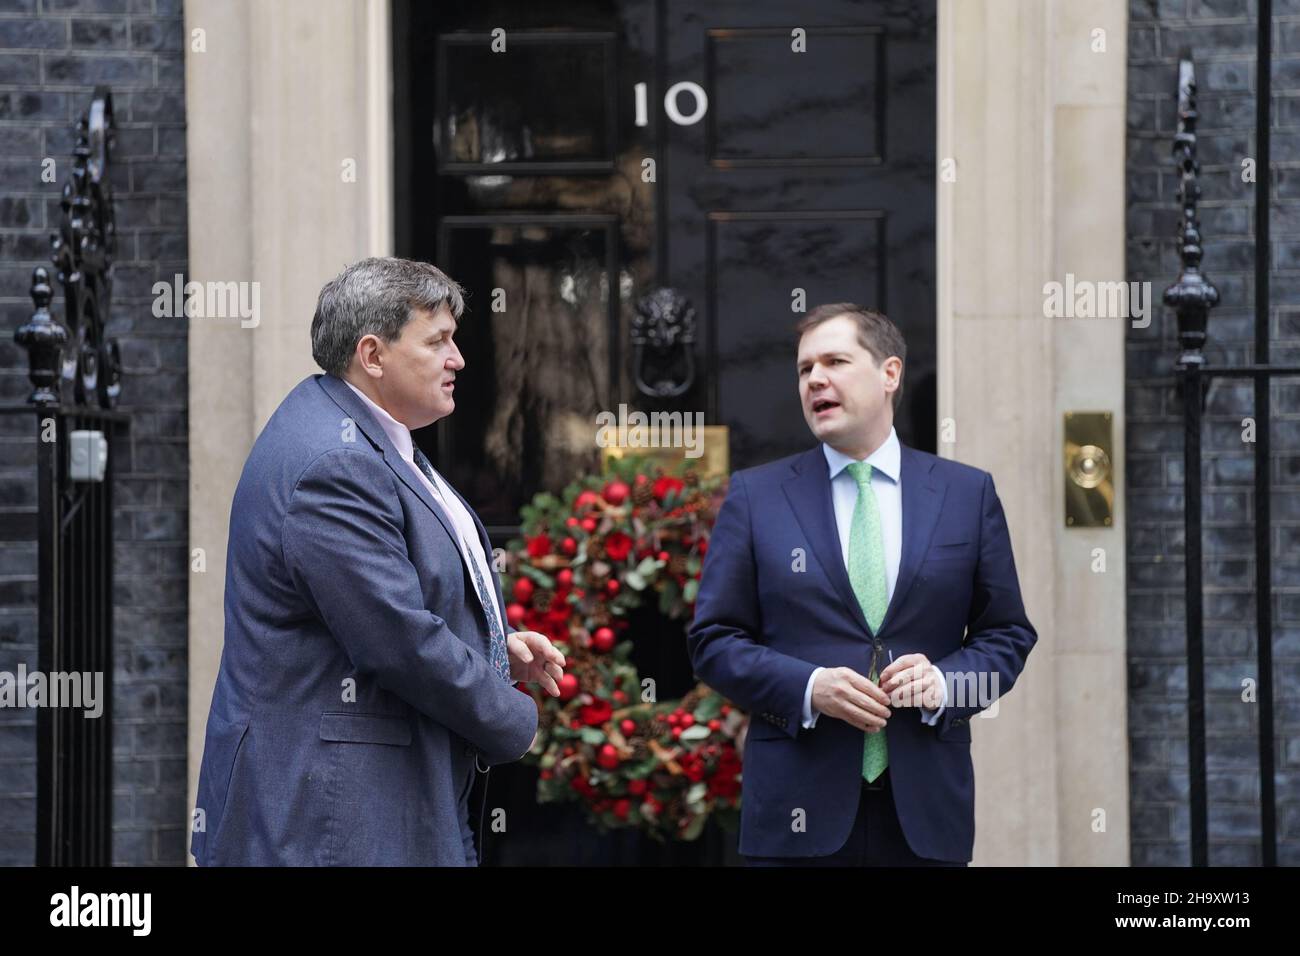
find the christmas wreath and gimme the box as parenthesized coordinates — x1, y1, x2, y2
(502, 457, 745, 841)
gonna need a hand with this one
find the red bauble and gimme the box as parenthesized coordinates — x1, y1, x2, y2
(526, 534, 552, 558)
(627, 778, 648, 795)
(602, 480, 630, 506)
(592, 627, 616, 653)
(557, 674, 579, 701)
(657, 550, 670, 562)
(581, 517, 597, 533)
(680, 713, 695, 728)
(612, 690, 627, 705)
(574, 490, 601, 512)
(671, 726, 683, 740)
(613, 799, 631, 820)
(620, 718, 636, 736)
(505, 603, 526, 627)
(666, 712, 680, 727)
(561, 537, 578, 556)
(707, 719, 722, 731)
(597, 743, 620, 770)
(605, 579, 620, 596)
(556, 568, 574, 588)
(512, 578, 535, 603)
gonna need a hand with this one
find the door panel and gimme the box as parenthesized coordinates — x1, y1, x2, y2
(396, 0, 935, 542)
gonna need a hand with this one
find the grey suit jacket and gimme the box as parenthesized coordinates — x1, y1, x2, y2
(191, 373, 537, 866)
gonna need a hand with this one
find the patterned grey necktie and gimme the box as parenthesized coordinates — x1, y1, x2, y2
(412, 448, 512, 683)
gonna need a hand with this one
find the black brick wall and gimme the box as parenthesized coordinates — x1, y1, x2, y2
(1127, 0, 1300, 865)
(0, 0, 187, 865)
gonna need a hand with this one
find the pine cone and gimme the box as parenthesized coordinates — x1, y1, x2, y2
(534, 589, 555, 612)
(632, 482, 654, 507)
(669, 554, 688, 576)
(683, 469, 699, 487)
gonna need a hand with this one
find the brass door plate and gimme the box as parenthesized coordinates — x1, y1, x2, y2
(1064, 412, 1114, 528)
(601, 424, 730, 480)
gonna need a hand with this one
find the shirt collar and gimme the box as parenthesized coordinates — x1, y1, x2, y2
(342, 378, 415, 462)
(822, 427, 900, 484)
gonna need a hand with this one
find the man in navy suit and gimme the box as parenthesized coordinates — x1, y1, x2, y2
(192, 257, 565, 866)
(688, 303, 1037, 866)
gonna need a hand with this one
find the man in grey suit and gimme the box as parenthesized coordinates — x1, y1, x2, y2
(192, 257, 564, 866)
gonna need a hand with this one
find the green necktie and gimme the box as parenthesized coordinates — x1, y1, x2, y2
(846, 461, 888, 782)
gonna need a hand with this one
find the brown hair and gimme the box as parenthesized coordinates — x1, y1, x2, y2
(794, 303, 906, 410)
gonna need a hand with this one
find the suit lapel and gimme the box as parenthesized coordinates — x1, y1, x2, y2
(444, 480, 509, 626)
(782, 442, 948, 641)
(782, 447, 872, 637)
(880, 445, 946, 633)
(315, 374, 467, 577)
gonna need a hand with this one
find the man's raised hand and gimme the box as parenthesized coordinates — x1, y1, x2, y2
(811, 667, 891, 733)
(507, 630, 567, 697)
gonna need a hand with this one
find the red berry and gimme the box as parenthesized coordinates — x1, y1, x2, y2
(581, 517, 597, 533)
(556, 568, 574, 588)
(561, 537, 578, 556)
(512, 578, 535, 603)
(612, 690, 627, 704)
(666, 713, 680, 727)
(680, 714, 695, 728)
(613, 799, 630, 819)
(505, 603, 526, 627)
(658, 551, 670, 562)
(565, 516, 580, 528)
(671, 727, 683, 739)
(627, 778, 647, 795)
(620, 719, 636, 736)
(605, 579, 620, 596)
(708, 719, 721, 731)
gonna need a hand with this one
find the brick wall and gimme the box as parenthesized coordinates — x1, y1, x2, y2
(1127, 0, 1300, 865)
(0, 0, 187, 865)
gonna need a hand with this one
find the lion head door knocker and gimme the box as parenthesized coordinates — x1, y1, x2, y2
(631, 287, 696, 399)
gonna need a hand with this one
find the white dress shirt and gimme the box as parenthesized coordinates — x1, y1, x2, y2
(343, 380, 503, 626)
(801, 427, 946, 728)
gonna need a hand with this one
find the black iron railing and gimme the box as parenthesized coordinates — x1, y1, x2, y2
(6, 86, 127, 866)
(1164, 26, 1287, 866)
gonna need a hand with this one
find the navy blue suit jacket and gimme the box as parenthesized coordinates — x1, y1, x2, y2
(191, 374, 537, 866)
(687, 443, 1036, 861)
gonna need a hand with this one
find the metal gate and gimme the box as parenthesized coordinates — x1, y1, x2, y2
(6, 87, 127, 866)
(1163, 3, 1288, 867)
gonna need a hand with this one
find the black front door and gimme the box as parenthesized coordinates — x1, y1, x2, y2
(393, 0, 936, 865)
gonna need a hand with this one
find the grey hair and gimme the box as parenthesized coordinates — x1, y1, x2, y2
(310, 257, 466, 376)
